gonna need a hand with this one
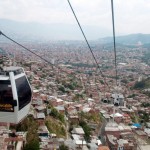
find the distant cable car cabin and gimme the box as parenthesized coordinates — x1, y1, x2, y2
(112, 93, 124, 106)
(0, 66, 32, 124)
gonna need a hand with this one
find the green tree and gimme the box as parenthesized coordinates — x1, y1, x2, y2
(79, 121, 91, 142)
(24, 139, 39, 150)
(59, 144, 69, 150)
(100, 80, 104, 84)
(134, 81, 145, 89)
(127, 94, 137, 98)
(141, 102, 150, 107)
(19, 116, 40, 150)
(59, 85, 66, 93)
(50, 107, 59, 118)
(121, 79, 128, 84)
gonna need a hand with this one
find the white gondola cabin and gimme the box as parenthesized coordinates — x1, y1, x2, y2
(0, 66, 32, 124)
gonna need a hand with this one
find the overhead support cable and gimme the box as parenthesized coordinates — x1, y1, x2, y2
(0, 31, 54, 66)
(0, 31, 76, 78)
(111, 0, 118, 86)
(67, 0, 109, 89)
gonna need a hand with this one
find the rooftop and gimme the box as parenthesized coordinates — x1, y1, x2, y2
(72, 127, 85, 135)
(98, 146, 110, 150)
(3, 66, 22, 72)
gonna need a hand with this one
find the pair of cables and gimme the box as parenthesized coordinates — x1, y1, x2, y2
(0, 0, 118, 91)
(67, 0, 118, 90)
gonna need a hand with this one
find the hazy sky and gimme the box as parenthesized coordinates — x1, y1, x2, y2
(0, 0, 150, 40)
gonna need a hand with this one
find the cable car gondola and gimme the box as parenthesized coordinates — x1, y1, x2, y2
(0, 66, 32, 124)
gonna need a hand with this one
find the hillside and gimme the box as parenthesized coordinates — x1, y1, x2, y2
(99, 33, 150, 46)
(134, 78, 150, 90)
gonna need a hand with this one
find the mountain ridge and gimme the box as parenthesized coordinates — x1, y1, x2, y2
(1, 19, 150, 46)
(99, 33, 150, 45)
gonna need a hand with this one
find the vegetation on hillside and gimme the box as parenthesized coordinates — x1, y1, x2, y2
(133, 78, 150, 89)
(127, 94, 137, 98)
(58, 76, 81, 93)
(79, 111, 102, 124)
(50, 107, 65, 124)
(138, 111, 149, 124)
(142, 51, 150, 65)
(79, 120, 91, 142)
(45, 117, 66, 138)
(72, 93, 84, 101)
(141, 102, 150, 107)
(59, 144, 69, 150)
(45, 107, 66, 138)
(15, 115, 39, 150)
